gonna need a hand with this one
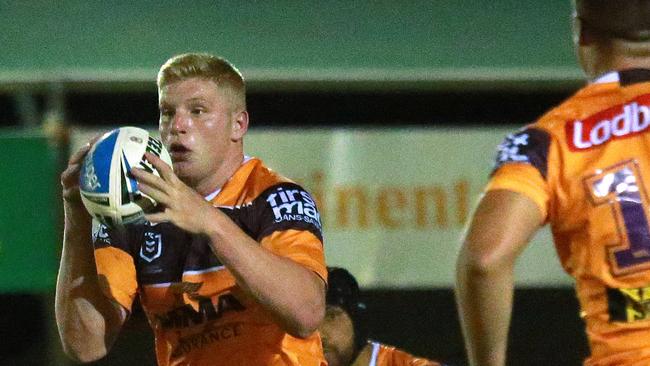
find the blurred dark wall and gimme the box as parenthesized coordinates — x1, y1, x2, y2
(3, 288, 587, 366)
(1, 89, 573, 128)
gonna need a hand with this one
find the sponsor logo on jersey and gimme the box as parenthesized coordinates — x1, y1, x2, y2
(566, 99, 650, 151)
(607, 285, 650, 323)
(140, 231, 162, 262)
(495, 132, 531, 165)
(265, 187, 322, 229)
(492, 128, 550, 178)
(172, 322, 244, 357)
(156, 293, 245, 330)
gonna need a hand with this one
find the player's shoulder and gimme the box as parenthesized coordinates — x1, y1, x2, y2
(534, 77, 650, 151)
(246, 157, 296, 188)
(249, 160, 319, 224)
(242, 157, 317, 201)
(525, 78, 621, 133)
(492, 125, 552, 179)
(222, 157, 322, 240)
(531, 86, 593, 135)
(217, 157, 298, 206)
(494, 81, 614, 163)
(535, 71, 650, 131)
(231, 157, 298, 197)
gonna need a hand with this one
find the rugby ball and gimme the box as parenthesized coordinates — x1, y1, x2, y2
(79, 127, 172, 227)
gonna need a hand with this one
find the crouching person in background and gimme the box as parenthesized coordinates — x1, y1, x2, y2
(321, 267, 446, 366)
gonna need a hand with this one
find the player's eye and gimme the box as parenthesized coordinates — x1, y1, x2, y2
(190, 107, 205, 115)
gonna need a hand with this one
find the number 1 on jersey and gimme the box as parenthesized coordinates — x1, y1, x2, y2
(586, 160, 650, 275)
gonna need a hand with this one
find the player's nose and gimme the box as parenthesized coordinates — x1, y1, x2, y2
(170, 113, 190, 135)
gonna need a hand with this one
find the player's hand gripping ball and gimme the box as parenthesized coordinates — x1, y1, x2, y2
(79, 126, 172, 228)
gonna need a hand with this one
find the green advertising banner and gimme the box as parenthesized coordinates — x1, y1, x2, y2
(244, 128, 570, 288)
(0, 1, 580, 90)
(73, 128, 571, 288)
(0, 132, 60, 292)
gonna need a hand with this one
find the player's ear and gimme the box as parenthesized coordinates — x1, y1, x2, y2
(231, 110, 249, 141)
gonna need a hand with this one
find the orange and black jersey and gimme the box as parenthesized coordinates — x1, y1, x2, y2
(92, 157, 327, 366)
(358, 341, 444, 366)
(488, 69, 650, 365)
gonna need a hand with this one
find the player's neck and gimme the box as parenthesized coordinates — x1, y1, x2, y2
(582, 45, 650, 79)
(193, 150, 245, 197)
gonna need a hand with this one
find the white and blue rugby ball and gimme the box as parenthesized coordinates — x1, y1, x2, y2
(79, 127, 172, 227)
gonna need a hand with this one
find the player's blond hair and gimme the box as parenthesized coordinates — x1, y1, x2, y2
(157, 53, 246, 110)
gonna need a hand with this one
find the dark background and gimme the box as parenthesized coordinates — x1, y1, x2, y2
(0, 89, 570, 128)
(2, 288, 587, 366)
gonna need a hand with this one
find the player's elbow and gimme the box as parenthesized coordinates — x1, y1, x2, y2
(57, 315, 117, 364)
(61, 339, 109, 363)
(458, 243, 514, 277)
(289, 309, 325, 339)
(287, 292, 325, 339)
(463, 254, 502, 276)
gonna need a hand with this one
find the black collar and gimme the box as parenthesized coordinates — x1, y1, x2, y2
(619, 68, 650, 86)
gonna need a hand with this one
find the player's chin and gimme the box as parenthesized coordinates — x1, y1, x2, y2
(171, 163, 195, 182)
(171, 160, 191, 174)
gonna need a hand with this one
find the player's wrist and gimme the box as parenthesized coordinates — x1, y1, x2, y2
(63, 200, 92, 223)
(202, 205, 240, 245)
(62, 193, 82, 204)
(199, 204, 224, 236)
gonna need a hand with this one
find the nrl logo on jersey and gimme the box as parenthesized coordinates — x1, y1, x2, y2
(140, 231, 162, 262)
(265, 187, 322, 229)
(567, 100, 650, 151)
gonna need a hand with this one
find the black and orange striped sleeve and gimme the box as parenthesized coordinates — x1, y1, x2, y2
(239, 182, 327, 282)
(91, 219, 138, 312)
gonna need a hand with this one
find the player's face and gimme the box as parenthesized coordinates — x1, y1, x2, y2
(319, 306, 356, 366)
(158, 77, 242, 191)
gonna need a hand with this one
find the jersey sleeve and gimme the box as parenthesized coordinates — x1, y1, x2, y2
(486, 127, 552, 221)
(252, 183, 327, 282)
(91, 219, 138, 312)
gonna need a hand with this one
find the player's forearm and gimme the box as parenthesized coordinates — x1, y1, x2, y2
(55, 204, 123, 362)
(456, 251, 514, 366)
(231, 246, 325, 339)
(204, 210, 325, 338)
